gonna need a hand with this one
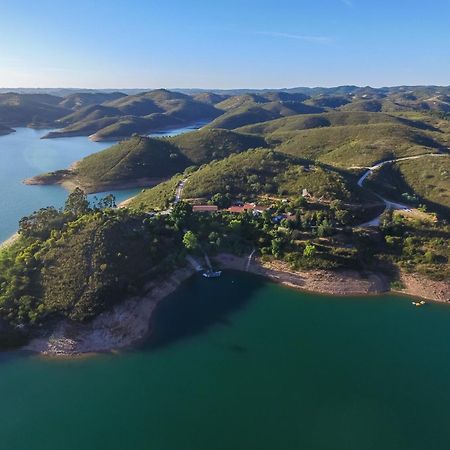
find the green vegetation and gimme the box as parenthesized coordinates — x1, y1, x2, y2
(129, 174, 185, 210)
(29, 129, 267, 192)
(131, 148, 376, 211)
(379, 209, 450, 281)
(180, 149, 365, 201)
(45, 89, 222, 140)
(207, 101, 322, 130)
(0, 189, 184, 328)
(275, 123, 442, 168)
(72, 136, 188, 189)
(365, 155, 450, 218)
(0, 93, 67, 127)
(171, 128, 267, 163)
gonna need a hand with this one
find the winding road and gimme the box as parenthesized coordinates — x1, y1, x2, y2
(355, 152, 448, 227)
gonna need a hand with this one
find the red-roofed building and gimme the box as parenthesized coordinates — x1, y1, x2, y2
(227, 203, 270, 214)
(192, 205, 218, 213)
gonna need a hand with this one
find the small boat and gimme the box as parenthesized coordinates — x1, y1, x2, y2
(411, 301, 426, 307)
(203, 270, 222, 278)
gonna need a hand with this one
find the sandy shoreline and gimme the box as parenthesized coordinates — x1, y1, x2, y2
(19, 253, 450, 356)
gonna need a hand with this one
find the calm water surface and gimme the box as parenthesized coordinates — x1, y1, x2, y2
(0, 271, 450, 450)
(0, 124, 204, 241)
(1, 128, 450, 449)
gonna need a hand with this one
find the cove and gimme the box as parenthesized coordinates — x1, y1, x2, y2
(1, 270, 450, 450)
(0, 124, 204, 241)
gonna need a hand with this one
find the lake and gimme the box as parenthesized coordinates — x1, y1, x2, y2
(0, 271, 449, 450)
(0, 124, 204, 241)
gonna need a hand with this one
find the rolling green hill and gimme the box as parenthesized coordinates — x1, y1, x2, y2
(0, 93, 67, 127)
(58, 92, 126, 110)
(275, 123, 443, 168)
(364, 155, 450, 217)
(27, 129, 266, 192)
(206, 101, 323, 130)
(42, 89, 222, 140)
(0, 204, 183, 327)
(236, 111, 408, 138)
(57, 105, 121, 126)
(131, 148, 372, 209)
(67, 136, 189, 190)
(171, 128, 267, 163)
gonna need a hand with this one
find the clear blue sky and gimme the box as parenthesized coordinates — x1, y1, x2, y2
(0, 0, 449, 89)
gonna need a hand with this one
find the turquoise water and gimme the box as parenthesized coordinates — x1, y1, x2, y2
(1, 271, 450, 450)
(0, 125, 202, 241)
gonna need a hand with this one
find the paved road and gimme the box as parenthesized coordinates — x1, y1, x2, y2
(355, 153, 448, 227)
(174, 178, 188, 204)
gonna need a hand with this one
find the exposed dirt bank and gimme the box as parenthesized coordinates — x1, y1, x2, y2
(24, 267, 195, 355)
(214, 253, 389, 296)
(396, 272, 450, 303)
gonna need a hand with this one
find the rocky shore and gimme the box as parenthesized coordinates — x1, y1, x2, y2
(214, 253, 390, 296)
(24, 267, 195, 355)
(20, 253, 450, 356)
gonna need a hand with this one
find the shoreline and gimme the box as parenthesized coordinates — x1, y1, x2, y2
(24, 266, 195, 356)
(21, 253, 450, 357)
(214, 253, 450, 303)
(24, 173, 167, 194)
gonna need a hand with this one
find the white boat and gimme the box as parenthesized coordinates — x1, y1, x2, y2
(203, 270, 222, 278)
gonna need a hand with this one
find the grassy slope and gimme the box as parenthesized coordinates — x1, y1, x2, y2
(128, 174, 185, 210)
(0, 93, 67, 126)
(58, 92, 126, 110)
(275, 123, 443, 168)
(171, 128, 268, 163)
(47, 89, 222, 140)
(35, 129, 267, 190)
(365, 155, 450, 217)
(207, 101, 323, 130)
(73, 136, 188, 186)
(237, 111, 405, 137)
(132, 148, 371, 207)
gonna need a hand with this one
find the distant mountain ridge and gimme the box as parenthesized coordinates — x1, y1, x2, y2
(1, 86, 449, 142)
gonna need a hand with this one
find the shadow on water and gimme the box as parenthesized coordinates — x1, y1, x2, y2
(143, 270, 265, 351)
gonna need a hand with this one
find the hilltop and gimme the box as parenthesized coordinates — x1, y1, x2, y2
(365, 155, 450, 218)
(0, 93, 67, 127)
(1, 86, 449, 141)
(26, 129, 266, 192)
(129, 148, 375, 210)
(44, 89, 222, 140)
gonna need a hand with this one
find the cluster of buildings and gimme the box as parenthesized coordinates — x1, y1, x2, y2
(192, 202, 269, 214)
(192, 202, 296, 223)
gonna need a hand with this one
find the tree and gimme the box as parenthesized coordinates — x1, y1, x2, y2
(18, 207, 65, 239)
(303, 242, 317, 258)
(95, 194, 116, 210)
(171, 201, 193, 228)
(317, 219, 333, 237)
(183, 231, 198, 250)
(65, 188, 90, 217)
(211, 193, 231, 209)
(271, 238, 283, 258)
